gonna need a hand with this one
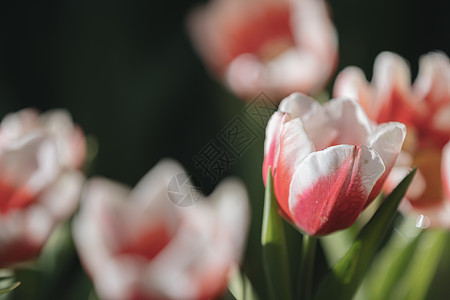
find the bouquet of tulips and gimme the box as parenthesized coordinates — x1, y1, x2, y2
(0, 0, 449, 299)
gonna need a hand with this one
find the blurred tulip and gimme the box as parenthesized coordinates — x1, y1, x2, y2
(334, 51, 450, 228)
(0, 109, 85, 267)
(73, 159, 249, 300)
(263, 93, 406, 235)
(188, 0, 338, 100)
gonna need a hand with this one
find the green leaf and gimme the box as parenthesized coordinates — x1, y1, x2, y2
(261, 168, 292, 300)
(320, 227, 355, 266)
(0, 280, 21, 295)
(365, 217, 423, 300)
(0, 276, 14, 281)
(392, 230, 447, 300)
(228, 264, 260, 300)
(315, 167, 417, 300)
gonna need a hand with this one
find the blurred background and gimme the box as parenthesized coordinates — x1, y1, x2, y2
(0, 0, 449, 299)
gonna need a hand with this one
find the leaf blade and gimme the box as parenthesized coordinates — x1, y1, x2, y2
(261, 168, 292, 300)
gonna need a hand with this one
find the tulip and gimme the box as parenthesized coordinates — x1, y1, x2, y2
(188, 0, 338, 99)
(0, 109, 85, 266)
(263, 93, 406, 235)
(334, 51, 450, 228)
(73, 159, 249, 300)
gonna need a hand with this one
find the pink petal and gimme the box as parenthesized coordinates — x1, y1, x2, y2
(289, 145, 385, 235)
(414, 51, 450, 107)
(333, 66, 375, 120)
(274, 118, 315, 220)
(262, 112, 286, 184)
(442, 140, 450, 199)
(432, 104, 450, 133)
(372, 52, 426, 125)
(40, 171, 84, 219)
(188, 0, 337, 99)
(0, 109, 39, 148)
(291, 0, 338, 84)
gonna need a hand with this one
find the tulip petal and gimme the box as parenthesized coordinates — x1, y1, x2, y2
(275, 118, 315, 220)
(263, 112, 286, 184)
(431, 103, 450, 134)
(414, 52, 450, 107)
(333, 66, 375, 119)
(77, 177, 132, 251)
(315, 168, 417, 300)
(262, 49, 325, 96)
(278, 92, 320, 118)
(442, 141, 450, 200)
(373, 52, 412, 100)
(188, 0, 337, 98)
(196, 178, 250, 299)
(40, 171, 84, 219)
(372, 52, 425, 124)
(289, 145, 385, 235)
(279, 92, 337, 150)
(367, 122, 406, 200)
(292, 0, 338, 85)
(323, 98, 373, 145)
(293, 0, 338, 58)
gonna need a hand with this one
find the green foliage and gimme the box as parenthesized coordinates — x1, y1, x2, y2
(261, 168, 292, 300)
(228, 265, 260, 300)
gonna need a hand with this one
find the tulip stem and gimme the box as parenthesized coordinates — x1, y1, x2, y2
(298, 234, 317, 300)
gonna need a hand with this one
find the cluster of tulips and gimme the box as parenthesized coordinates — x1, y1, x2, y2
(1, 0, 449, 299)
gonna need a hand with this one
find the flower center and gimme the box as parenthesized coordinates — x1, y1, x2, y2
(226, 4, 294, 63)
(0, 180, 35, 214)
(119, 223, 173, 261)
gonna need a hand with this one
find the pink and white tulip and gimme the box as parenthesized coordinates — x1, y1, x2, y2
(73, 159, 249, 300)
(188, 0, 338, 100)
(0, 109, 85, 266)
(263, 93, 406, 235)
(334, 51, 450, 228)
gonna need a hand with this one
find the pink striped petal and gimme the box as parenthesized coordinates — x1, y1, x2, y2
(288, 145, 385, 235)
(262, 112, 286, 184)
(274, 118, 315, 220)
(442, 141, 450, 200)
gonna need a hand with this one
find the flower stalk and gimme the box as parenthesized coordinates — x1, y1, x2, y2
(298, 234, 317, 300)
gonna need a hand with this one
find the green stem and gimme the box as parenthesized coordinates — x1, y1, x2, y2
(298, 235, 317, 300)
(262, 168, 292, 300)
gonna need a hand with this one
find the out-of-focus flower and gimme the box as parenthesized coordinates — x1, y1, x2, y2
(263, 93, 406, 235)
(73, 159, 249, 300)
(188, 0, 338, 100)
(0, 109, 85, 266)
(334, 51, 450, 227)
